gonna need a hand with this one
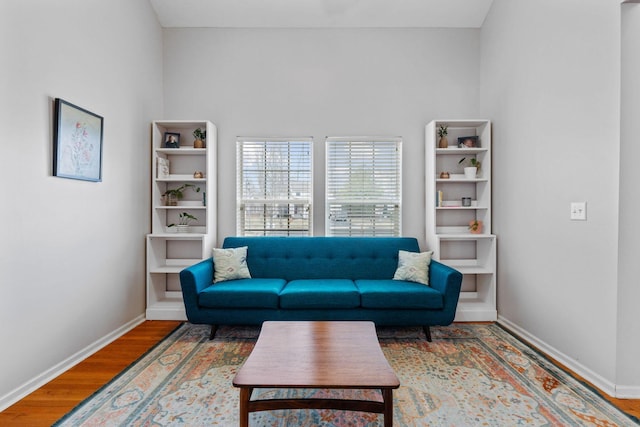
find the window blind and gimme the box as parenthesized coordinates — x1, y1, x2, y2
(326, 137, 402, 236)
(237, 138, 312, 236)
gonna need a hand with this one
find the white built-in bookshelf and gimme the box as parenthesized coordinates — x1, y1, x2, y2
(425, 120, 497, 321)
(146, 120, 217, 320)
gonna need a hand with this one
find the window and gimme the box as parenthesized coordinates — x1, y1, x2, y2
(237, 138, 312, 236)
(326, 137, 402, 236)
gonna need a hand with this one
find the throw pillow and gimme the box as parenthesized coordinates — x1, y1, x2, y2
(393, 250, 433, 285)
(212, 246, 251, 283)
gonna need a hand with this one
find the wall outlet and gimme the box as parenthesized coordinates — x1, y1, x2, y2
(570, 202, 587, 220)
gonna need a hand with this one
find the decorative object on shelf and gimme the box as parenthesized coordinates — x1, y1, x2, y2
(53, 98, 104, 182)
(437, 124, 449, 148)
(157, 157, 170, 179)
(164, 132, 180, 148)
(459, 157, 481, 179)
(169, 212, 198, 233)
(193, 171, 204, 179)
(462, 197, 472, 207)
(469, 219, 483, 234)
(464, 167, 477, 179)
(163, 183, 201, 206)
(458, 136, 478, 148)
(439, 171, 450, 179)
(193, 128, 206, 148)
(163, 193, 177, 206)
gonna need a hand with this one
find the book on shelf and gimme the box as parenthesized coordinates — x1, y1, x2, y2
(436, 190, 443, 207)
(157, 157, 170, 179)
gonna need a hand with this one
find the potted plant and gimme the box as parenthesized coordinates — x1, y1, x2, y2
(437, 125, 448, 148)
(169, 212, 198, 233)
(162, 183, 201, 206)
(469, 219, 483, 234)
(193, 128, 206, 148)
(458, 157, 481, 179)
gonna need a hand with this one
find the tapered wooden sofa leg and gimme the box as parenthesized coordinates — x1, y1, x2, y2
(423, 326, 432, 342)
(209, 325, 218, 340)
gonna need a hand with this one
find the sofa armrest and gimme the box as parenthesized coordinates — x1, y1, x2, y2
(429, 260, 463, 322)
(179, 258, 214, 322)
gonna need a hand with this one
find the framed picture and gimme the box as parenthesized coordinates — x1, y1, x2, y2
(53, 98, 104, 182)
(164, 132, 181, 148)
(458, 136, 479, 148)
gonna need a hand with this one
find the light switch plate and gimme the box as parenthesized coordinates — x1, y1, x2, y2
(570, 202, 587, 220)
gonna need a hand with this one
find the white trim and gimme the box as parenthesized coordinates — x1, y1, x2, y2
(497, 315, 640, 399)
(615, 385, 640, 399)
(0, 315, 145, 412)
(454, 308, 497, 322)
(237, 136, 314, 142)
(146, 307, 187, 320)
(326, 135, 402, 143)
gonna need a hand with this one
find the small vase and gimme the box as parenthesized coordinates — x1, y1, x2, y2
(164, 194, 178, 206)
(438, 137, 448, 148)
(176, 225, 190, 233)
(194, 139, 205, 149)
(464, 167, 477, 179)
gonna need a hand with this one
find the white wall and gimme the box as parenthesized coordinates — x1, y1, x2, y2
(162, 28, 481, 244)
(0, 0, 163, 407)
(480, 0, 625, 393)
(617, 1, 640, 395)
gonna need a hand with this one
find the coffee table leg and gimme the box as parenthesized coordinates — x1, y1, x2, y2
(239, 387, 251, 427)
(383, 389, 393, 427)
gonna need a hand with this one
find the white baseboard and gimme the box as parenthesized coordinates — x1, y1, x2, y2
(0, 314, 145, 412)
(498, 315, 640, 399)
(615, 385, 640, 399)
(145, 307, 187, 321)
(454, 309, 497, 322)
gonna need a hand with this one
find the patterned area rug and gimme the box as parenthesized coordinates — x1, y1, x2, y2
(54, 323, 637, 426)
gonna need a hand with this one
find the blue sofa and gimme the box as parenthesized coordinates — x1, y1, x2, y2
(179, 236, 463, 341)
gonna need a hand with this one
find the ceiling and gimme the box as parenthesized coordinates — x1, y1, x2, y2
(149, 0, 494, 29)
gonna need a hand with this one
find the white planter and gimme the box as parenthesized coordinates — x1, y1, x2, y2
(464, 167, 477, 179)
(176, 225, 190, 233)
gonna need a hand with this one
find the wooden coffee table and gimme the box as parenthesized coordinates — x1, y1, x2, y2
(232, 321, 400, 426)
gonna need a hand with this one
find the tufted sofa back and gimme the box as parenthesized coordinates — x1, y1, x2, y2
(222, 236, 421, 281)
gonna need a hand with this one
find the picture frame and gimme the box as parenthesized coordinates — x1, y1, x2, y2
(53, 98, 104, 182)
(458, 136, 479, 148)
(164, 132, 181, 148)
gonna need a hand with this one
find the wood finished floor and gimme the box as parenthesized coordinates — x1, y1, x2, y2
(0, 320, 638, 426)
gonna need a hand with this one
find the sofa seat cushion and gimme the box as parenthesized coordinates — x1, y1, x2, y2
(279, 279, 360, 309)
(356, 280, 443, 309)
(198, 278, 286, 309)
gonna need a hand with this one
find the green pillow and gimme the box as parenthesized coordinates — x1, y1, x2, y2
(393, 250, 433, 285)
(212, 246, 252, 283)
